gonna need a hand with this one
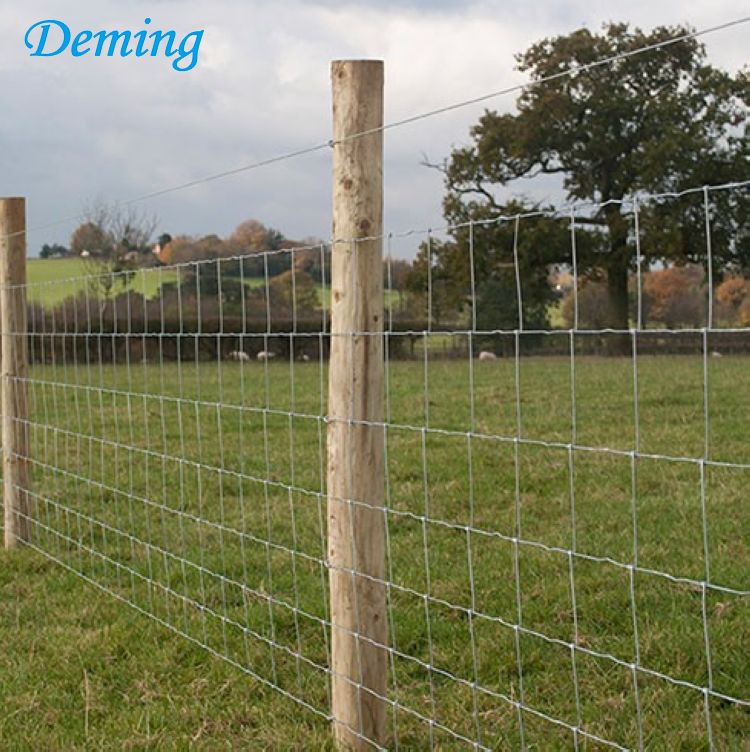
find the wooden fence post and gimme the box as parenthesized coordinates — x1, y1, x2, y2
(0, 197, 30, 548)
(328, 60, 387, 749)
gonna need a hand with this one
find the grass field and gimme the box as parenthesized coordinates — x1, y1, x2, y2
(26, 259, 178, 306)
(1, 350, 749, 749)
(26, 258, 406, 310)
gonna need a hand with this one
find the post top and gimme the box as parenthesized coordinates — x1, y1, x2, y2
(331, 60, 384, 86)
(331, 59, 384, 74)
(331, 59, 383, 65)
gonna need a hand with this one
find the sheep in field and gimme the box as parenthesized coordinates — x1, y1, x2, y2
(227, 351, 251, 362)
(478, 351, 497, 361)
(257, 350, 277, 361)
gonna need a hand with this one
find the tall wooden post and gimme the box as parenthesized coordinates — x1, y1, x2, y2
(0, 198, 30, 548)
(328, 60, 387, 749)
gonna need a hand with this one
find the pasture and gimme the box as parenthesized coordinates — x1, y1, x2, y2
(25, 259, 405, 310)
(1, 351, 748, 749)
(26, 259, 175, 306)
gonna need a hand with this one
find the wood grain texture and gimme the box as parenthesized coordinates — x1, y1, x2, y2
(327, 60, 387, 750)
(0, 197, 30, 548)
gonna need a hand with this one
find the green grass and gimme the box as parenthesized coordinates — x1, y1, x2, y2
(1, 352, 749, 749)
(27, 259, 177, 306)
(27, 259, 406, 312)
(27, 258, 90, 304)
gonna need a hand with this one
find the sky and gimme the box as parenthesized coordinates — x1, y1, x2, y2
(0, 0, 747, 257)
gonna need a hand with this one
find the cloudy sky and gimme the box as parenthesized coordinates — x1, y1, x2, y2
(0, 0, 747, 256)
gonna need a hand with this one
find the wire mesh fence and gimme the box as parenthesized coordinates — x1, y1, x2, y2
(0, 176, 748, 749)
(2, 24, 750, 744)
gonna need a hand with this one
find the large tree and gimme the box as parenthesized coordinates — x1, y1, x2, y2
(440, 23, 749, 341)
(407, 201, 583, 330)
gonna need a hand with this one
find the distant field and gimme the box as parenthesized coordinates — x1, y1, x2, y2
(26, 258, 407, 310)
(27, 258, 90, 304)
(26, 259, 176, 306)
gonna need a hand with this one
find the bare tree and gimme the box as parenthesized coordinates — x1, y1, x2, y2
(70, 200, 158, 308)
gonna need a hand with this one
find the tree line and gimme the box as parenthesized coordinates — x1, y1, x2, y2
(40, 22, 748, 350)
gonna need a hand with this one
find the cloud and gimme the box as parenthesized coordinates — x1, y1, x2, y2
(1, 0, 746, 256)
